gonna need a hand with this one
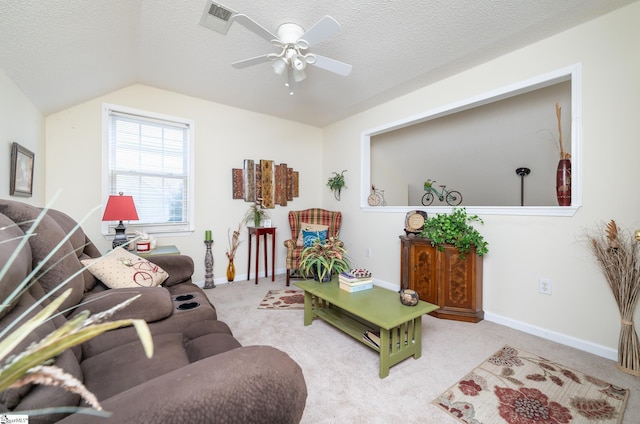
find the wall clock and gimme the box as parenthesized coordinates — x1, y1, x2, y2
(404, 210, 428, 235)
(367, 192, 381, 206)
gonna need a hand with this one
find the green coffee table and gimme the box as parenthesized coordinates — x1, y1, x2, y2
(295, 279, 439, 378)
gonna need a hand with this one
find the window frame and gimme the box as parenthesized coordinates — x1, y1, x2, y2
(101, 103, 195, 237)
(360, 63, 582, 216)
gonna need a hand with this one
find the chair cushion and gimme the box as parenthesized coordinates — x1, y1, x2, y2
(302, 229, 327, 247)
(296, 222, 329, 246)
(81, 247, 169, 289)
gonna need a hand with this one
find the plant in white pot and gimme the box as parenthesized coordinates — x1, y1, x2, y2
(243, 198, 270, 227)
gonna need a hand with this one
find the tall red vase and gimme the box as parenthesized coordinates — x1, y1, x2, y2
(556, 159, 571, 206)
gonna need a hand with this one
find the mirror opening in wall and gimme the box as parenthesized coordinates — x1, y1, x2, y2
(362, 64, 582, 215)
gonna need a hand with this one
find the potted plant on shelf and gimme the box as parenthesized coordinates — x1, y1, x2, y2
(243, 198, 269, 227)
(326, 170, 347, 201)
(299, 235, 350, 283)
(420, 208, 489, 257)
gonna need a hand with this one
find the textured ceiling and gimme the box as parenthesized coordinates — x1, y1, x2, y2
(0, 0, 637, 127)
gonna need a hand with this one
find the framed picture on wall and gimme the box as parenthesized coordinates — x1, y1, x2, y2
(10, 142, 34, 197)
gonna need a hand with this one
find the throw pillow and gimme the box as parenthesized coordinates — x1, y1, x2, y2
(81, 247, 169, 289)
(302, 229, 328, 248)
(296, 222, 329, 246)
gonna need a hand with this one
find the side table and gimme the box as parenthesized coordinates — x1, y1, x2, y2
(135, 245, 180, 258)
(247, 226, 276, 284)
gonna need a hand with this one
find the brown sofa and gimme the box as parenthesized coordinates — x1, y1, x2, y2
(0, 199, 307, 423)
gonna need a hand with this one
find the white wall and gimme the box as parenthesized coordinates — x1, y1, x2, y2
(45, 84, 323, 283)
(0, 68, 45, 205)
(323, 2, 640, 359)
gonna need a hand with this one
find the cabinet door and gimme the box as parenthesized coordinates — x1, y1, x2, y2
(438, 246, 479, 313)
(411, 243, 437, 304)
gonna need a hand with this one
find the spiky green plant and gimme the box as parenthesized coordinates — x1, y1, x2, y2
(0, 200, 153, 418)
(299, 235, 350, 282)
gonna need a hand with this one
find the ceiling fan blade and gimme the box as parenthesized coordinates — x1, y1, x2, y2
(233, 14, 279, 44)
(299, 15, 340, 47)
(309, 54, 352, 76)
(231, 54, 271, 69)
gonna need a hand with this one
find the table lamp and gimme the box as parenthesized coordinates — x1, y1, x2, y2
(102, 192, 139, 248)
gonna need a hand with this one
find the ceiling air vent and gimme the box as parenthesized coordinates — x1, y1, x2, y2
(199, 1, 236, 34)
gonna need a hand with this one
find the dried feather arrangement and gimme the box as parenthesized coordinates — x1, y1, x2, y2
(555, 102, 571, 160)
(540, 102, 572, 159)
(556, 102, 571, 159)
(605, 220, 621, 250)
(586, 221, 640, 376)
(226, 221, 243, 261)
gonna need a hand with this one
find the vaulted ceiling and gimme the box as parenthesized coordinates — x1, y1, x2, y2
(0, 0, 636, 127)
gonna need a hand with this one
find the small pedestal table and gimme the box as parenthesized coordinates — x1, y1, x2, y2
(247, 226, 276, 284)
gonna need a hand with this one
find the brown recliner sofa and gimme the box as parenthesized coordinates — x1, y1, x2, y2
(0, 199, 307, 423)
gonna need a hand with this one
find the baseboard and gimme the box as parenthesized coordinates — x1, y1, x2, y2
(369, 279, 618, 362)
(484, 311, 618, 362)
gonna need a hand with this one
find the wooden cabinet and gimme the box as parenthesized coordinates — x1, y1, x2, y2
(400, 236, 483, 323)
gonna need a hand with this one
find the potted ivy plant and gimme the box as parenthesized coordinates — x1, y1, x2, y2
(326, 170, 347, 201)
(299, 235, 350, 282)
(420, 208, 489, 257)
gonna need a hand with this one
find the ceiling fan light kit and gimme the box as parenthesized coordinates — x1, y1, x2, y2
(226, 12, 352, 95)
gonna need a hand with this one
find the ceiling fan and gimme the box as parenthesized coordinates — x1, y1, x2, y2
(230, 14, 353, 95)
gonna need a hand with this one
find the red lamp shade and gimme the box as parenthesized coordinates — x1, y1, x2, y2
(103, 193, 139, 249)
(102, 194, 139, 221)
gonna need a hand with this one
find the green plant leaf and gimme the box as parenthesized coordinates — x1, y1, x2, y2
(420, 208, 488, 257)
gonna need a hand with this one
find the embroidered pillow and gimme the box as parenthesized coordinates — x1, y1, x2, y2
(302, 229, 328, 248)
(296, 222, 329, 246)
(81, 247, 169, 289)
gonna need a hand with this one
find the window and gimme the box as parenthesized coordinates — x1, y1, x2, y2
(102, 104, 195, 236)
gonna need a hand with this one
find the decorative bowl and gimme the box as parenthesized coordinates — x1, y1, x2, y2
(399, 289, 419, 306)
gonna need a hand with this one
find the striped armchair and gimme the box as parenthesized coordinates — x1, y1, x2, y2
(283, 208, 342, 286)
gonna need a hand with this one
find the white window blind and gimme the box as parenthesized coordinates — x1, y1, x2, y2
(103, 105, 194, 235)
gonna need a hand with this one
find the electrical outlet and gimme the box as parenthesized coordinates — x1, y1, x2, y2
(539, 278, 552, 295)
(366, 248, 372, 258)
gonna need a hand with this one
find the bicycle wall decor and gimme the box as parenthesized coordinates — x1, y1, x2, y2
(367, 184, 387, 206)
(422, 179, 463, 206)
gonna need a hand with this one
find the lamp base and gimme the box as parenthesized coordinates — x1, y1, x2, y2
(112, 221, 129, 249)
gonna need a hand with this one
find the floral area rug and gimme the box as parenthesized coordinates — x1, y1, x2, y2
(434, 345, 629, 424)
(258, 289, 304, 310)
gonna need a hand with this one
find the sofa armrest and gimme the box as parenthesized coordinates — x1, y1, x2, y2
(150, 255, 194, 287)
(58, 345, 307, 424)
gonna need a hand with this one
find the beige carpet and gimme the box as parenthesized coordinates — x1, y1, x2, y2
(205, 275, 639, 424)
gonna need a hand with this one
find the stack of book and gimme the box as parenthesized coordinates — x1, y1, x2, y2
(362, 330, 381, 348)
(339, 269, 373, 292)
